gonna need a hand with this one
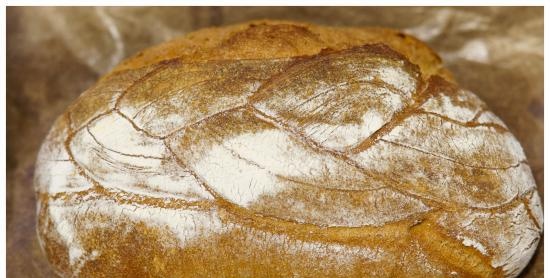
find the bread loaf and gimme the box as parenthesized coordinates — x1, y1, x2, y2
(34, 20, 543, 277)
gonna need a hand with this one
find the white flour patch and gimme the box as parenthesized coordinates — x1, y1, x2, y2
(38, 160, 92, 194)
(48, 202, 91, 274)
(476, 111, 507, 127)
(527, 191, 544, 229)
(191, 141, 285, 205)
(88, 112, 166, 158)
(350, 140, 393, 172)
(219, 129, 375, 190)
(458, 235, 488, 255)
(512, 163, 538, 196)
(35, 138, 92, 194)
(437, 204, 541, 278)
(421, 93, 481, 122)
(35, 119, 92, 194)
(374, 66, 416, 97)
(385, 91, 406, 110)
(304, 110, 386, 151)
(383, 114, 525, 168)
(70, 113, 213, 201)
(248, 80, 262, 93)
(485, 205, 540, 277)
(350, 140, 530, 208)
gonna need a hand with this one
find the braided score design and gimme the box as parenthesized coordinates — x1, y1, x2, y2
(35, 44, 542, 277)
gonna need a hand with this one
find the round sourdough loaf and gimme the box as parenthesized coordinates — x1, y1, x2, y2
(34, 20, 543, 277)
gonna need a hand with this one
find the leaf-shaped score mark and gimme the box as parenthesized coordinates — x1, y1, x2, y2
(382, 113, 524, 169)
(419, 87, 488, 123)
(35, 116, 93, 194)
(70, 112, 212, 201)
(350, 139, 534, 209)
(117, 58, 293, 138)
(68, 66, 158, 131)
(250, 44, 421, 153)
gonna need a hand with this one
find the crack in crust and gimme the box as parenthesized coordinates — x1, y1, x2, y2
(349, 75, 446, 154)
(380, 139, 526, 171)
(417, 110, 508, 132)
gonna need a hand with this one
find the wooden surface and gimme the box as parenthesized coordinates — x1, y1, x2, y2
(7, 7, 543, 277)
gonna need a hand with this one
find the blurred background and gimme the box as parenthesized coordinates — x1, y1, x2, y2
(6, 7, 543, 277)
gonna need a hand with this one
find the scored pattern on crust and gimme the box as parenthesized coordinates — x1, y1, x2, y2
(35, 43, 542, 277)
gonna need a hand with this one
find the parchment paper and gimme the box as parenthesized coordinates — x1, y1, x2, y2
(6, 7, 543, 277)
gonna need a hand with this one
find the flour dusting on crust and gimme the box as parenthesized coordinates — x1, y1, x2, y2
(35, 39, 542, 277)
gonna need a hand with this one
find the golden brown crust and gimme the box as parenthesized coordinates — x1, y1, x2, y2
(112, 20, 452, 82)
(35, 20, 541, 278)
